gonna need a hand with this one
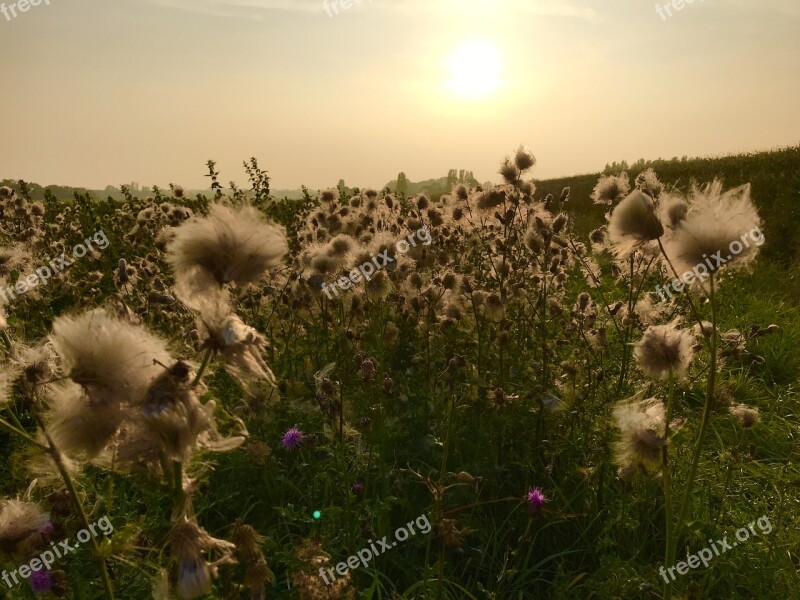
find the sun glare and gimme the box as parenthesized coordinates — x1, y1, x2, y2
(445, 39, 503, 101)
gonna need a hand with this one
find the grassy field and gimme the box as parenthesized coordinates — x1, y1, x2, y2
(0, 146, 798, 600)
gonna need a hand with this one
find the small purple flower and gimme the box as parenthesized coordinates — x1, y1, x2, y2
(30, 569, 52, 594)
(527, 487, 548, 511)
(352, 482, 365, 497)
(281, 427, 304, 450)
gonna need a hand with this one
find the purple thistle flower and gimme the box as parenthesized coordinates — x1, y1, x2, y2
(281, 427, 304, 450)
(30, 569, 53, 594)
(526, 487, 548, 511)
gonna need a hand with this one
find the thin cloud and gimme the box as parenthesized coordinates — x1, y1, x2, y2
(142, 0, 595, 20)
(142, 0, 318, 19)
(375, 0, 595, 19)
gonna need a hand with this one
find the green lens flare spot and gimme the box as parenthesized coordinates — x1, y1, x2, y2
(313, 510, 322, 520)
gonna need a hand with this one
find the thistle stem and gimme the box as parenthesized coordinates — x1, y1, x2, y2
(33, 413, 116, 600)
(441, 497, 519, 518)
(657, 239, 705, 332)
(615, 253, 636, 395)
(669, 273, 717, 595)
(0, 415, 49, 451)
(191, 348, 213, 387)
(436, 390, 457, 597)
(5, 407, 26, 433)
(173, 460, 186, 514)
(0, 330, 11, 351)
(663, 370, 676, 600)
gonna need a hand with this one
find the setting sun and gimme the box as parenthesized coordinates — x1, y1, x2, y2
(445, 39, 503, 101)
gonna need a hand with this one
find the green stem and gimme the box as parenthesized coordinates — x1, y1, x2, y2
(670, 274, 717, 586)
(0, 415, 49, 451)
(33, 413, 116, 600)
(339, 384, 344, 441)
(435, 390, 457, 598)
(518, 515, 539, 591)
(5, 408, 27, 434)
(0, 330, 11, 351)
(191, 348, 213, 387)
(657, 239, 706, 332)
(173, 460, 186, 515)
(615, 254, 636, 396)
(441, 497, 520, 518)
(663, 370, 676, 600)
(540, 269, 549, 388)
(471, 295, 483, 382)
(159, 454, 173, 489)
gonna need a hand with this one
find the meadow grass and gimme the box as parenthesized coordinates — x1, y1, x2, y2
(0, 147, 798, 599)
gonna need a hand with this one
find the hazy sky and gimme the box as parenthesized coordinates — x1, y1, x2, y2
(1, 0, 798, 190)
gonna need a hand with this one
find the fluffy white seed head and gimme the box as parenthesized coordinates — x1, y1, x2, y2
(661, 181, 762, 289)
(608, 190, 665, 257)
(634, 321, 695, 380)
(592, 173, 630, 205)
(51, 308, 173, 409)
(612, 396, 667, 471)
(166, 203, 288, 307)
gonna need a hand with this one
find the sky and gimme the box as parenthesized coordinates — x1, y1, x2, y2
(1, 0, 799, 191)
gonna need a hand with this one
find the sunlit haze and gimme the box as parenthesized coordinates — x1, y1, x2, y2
(1, 0, 798, 190)
(445, 39, 503, 101)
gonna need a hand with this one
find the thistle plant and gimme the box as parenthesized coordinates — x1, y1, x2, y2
(595, 169, 765, 599)
(657, 180, 763, 599)
(0, 149, 787, 598)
